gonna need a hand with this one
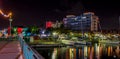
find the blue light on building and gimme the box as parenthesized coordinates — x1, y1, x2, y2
(63, 12, 99, 31)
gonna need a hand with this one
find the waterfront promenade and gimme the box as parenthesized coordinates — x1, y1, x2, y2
(0, 41, 24, 59)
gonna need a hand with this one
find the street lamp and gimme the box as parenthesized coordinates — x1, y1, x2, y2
(8, 12, 12, 37)
(0, 9, 13, 37)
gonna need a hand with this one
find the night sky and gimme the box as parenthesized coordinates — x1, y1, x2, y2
(0, 0, 120, 29)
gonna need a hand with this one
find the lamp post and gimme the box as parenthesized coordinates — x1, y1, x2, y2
(0, 10, 13, 37)
(9, 18, 12, 37)
(9, 12, 12, 38)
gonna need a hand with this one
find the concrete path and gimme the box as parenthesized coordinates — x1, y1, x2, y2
(0, 41, 24, 59)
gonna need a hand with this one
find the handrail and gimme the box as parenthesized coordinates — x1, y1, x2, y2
(18, 36, 44, 59)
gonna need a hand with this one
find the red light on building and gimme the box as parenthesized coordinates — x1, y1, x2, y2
(17, 27, 23, 34)
(46, 21, 52, 28)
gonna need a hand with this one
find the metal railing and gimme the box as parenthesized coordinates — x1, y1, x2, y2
(18, 36, 44, 59)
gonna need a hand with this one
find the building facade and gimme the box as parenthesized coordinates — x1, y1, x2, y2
(63, 12, 99, 31)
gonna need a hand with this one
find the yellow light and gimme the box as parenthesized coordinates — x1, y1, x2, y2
(0, 9, 12, 18)
(0, 10, 4, 15)
(8, 12, 12, 16)
(8, 12, 12, 18)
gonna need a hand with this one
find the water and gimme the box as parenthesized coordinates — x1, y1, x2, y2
(34, 43, 120, 59)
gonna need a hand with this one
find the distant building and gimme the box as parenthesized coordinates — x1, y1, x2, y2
(52, 21, 62, 28)
(46, 20, 63, 29)
(63, 12, 99, 31)
(46, 21, 53, 29)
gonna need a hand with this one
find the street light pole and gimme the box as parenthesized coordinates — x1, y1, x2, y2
(0, 10, 13, 37)
(8, 12, 12, 38)
(0, 9, 12, 37)
(9, 18, 12, 37)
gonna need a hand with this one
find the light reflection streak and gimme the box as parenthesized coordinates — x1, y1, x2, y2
(52, 48, 57, 59)
(49, 44, 120, 59)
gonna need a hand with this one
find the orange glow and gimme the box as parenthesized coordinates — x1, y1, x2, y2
(8, 12, 12, 18)
(79, 49, 81, 57)
(0, 9, 12, 18)
(108, 46, 110, 56)
(110, 46, 113, 56)
(90, 47, 94, 59)
(88, 47, 90, 58)
(66, 49, 69, 59)
(116, 46, 119, 56)
(0, 10, 4, 15)
(99, 46, 102, 57)
(0, 32, 3, 37)
(73, 48, 76, 59)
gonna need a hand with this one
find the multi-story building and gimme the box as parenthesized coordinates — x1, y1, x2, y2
(63, 12, 99, 31)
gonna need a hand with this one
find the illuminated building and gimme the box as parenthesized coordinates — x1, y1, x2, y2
(63, 12, 99, 31)
(52, 21, 62, 28)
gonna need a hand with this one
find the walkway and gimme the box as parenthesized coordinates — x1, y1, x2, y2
(0, 41, 24, 59)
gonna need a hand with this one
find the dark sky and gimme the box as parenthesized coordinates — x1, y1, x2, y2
(0, 0, 120, 29)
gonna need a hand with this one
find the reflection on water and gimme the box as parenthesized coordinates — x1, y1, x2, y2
(34, 43, 120, 59)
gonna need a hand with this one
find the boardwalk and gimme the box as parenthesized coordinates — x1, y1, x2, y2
(0, 41, 24, 59)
